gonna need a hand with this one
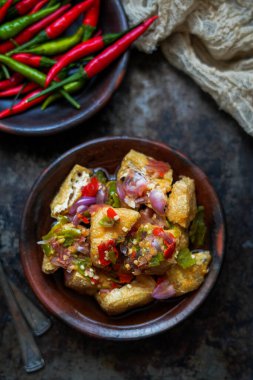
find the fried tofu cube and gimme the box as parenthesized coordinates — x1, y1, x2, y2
(167, 176, 197, 228)
(64, 270, 97, 296)
(117, 150, 173, 210)
(42, 254, 58, 274)
(51, 164, 91, 218)
(90, 206, 140, 267)
(96, 275, 156, 315)
(166, 251, 211, 296)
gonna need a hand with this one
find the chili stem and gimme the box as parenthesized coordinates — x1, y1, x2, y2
(59, 89, 80, 109)
(1, 64, 10, 78)
(27, 69, 85, 102)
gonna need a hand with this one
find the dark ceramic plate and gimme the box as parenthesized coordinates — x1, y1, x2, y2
(0, 0, 128, 136)
(20, 137, 225, 340)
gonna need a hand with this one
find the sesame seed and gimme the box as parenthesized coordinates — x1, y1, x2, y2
(126, 284, 132, 289)
(134, 260, 138, 265)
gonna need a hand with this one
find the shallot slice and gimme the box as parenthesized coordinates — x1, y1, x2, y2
(149, 189, 167, 215)
(152, 279, 176, 299)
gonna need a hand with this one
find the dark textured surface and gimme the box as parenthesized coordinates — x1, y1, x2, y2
(0, 50, 253, 379)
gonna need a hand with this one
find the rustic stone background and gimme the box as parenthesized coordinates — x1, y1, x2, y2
(0, 50, 253, 380)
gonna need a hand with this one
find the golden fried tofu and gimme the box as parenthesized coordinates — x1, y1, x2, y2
(42, 254, 58, 274)
(64, 270, 97, 296)
(165, 251, 211, 296)
(90, 205, 140, 267)
(117, 150, 173, 210)
(166, 176, 197, 228)
(96, 275, 156, 315)
(51, 164, 91, 218)
(64, 269, 118, 296)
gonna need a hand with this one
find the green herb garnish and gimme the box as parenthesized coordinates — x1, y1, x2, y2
(177, 248, 196, 269)
(149, 252, 164, 267)
(189, 206, 207, 246)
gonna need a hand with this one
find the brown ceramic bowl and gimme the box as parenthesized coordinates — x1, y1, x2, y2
(0, 0, 128, 136)
(20, 137, 225, 340)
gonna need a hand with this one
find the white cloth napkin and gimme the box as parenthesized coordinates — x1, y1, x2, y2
(122, 0, 253, 136)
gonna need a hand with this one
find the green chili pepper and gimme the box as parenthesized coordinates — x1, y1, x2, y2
(0, 5, 59, 41)
(94, 170, 108, 184)
(106, 181, 120, 208)
(0, 54, 80, 109)
(22, 25, 84, 56)
(99, 216, 115, 228)
(42, 216, 69, 241)
(41, 78, 86, 109)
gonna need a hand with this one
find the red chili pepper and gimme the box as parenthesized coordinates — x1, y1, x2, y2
(153, 227, 164, 237)
(77, 213, 90, 224)
(107, 208, 118, 219)
(46, 31, 125, 86)
(10, 0, 39, 18)
(29, 0, 49, 14)
(98, 240, 118, 266)
(0, 0, 12, 23)
(12, 53, 55, 68)
(0, 88, 46, 119)
(163, 234, 176, 259)
(81, 177, 99, 197)
(0, 81, 38, 97)
(118, 273, 133, 284)
(32, 15, 158, 98)
(85, 16, 158, 78)
(0, 4, 70, 54)
(47, 0, 94, 39)
(82, 0, 100, 41)
(9, 0, 94, 55)
(0, 72, 23, 91)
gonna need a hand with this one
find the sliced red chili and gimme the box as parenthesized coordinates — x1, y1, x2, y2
(163, 234, 176, 259)
(98, 240, 118, 266)
(107, 207, 118, 219)
(153, 227, 164, 237)
(77, 213, 90, 224)
(81, 177, 99, 197)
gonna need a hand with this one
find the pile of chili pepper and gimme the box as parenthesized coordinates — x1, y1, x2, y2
(0, 0, 158, 119)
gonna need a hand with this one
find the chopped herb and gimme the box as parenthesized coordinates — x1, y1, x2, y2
(177, 248, 196, 269)
(189, 206, 207, 246)
(76, 257, 92, 276)
(149, 252, 164, 267)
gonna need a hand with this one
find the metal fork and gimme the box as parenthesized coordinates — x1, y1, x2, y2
(0, 261, 47, 373)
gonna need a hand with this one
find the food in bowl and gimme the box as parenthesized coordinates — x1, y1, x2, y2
(38, 149, 211, 315)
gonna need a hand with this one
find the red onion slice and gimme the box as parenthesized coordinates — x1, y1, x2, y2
(152, 279, 176, 299)
(76, 205, 88, 214)
(149, 189, 167, 215)
(96, 187, 107, 204)
(116, 181, 125, 201)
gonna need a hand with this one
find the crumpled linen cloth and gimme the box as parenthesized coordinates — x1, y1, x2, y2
(122, 0, 253, 136)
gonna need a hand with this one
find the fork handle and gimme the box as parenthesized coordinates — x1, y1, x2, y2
(0, 263, 44, 372)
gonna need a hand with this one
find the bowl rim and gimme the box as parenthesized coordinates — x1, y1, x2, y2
(0, 0, 129, 137)
(20, 136, 226, 340)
